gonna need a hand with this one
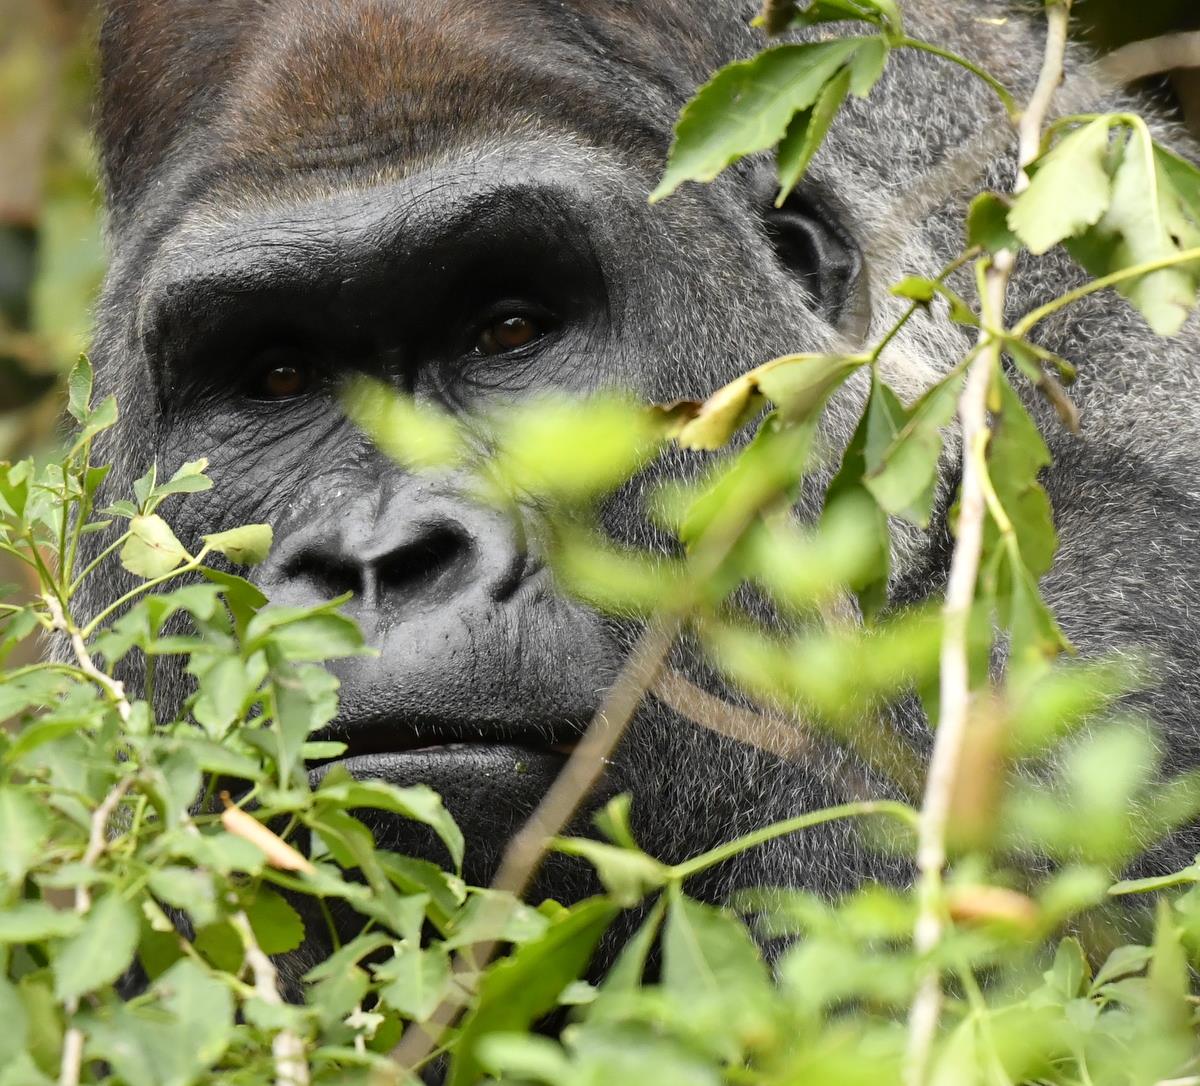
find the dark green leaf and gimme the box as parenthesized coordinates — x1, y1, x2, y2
(652, 40, 864, 202)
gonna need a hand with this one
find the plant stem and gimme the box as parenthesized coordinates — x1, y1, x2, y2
(230, 909, 311, 1086)
(903, 5, 1072, 1085)
(901, 38, 1018, 118)
(59, 776, 135, 1086)
(669, 800, 918, 880)
(387, 616, 680, 1074)
(45, 594, 131, 724)
(1012, 246, 1200, 339)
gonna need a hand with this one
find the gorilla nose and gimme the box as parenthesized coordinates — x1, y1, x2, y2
(270, 491, 529, 617)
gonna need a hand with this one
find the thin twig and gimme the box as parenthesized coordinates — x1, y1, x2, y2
(230, 910, 311, 1086)
(387, 617, 679, 1074)
(59, 777, 135, 1086)
(1100, 31, 1200, 85)
(903, 4, 1073, 1085)
(44, 593, 131, 724)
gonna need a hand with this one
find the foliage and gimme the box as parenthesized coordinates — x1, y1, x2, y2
(4, 2, 1200, 1085)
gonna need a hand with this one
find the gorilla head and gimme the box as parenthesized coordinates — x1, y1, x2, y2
(87, 0, 1200, 942)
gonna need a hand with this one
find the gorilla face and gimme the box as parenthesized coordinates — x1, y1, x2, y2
(95, 0, 1200, 936)
(91, 0, 883, 894)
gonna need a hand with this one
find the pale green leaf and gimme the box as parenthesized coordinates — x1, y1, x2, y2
(202, 523, 272, 566)
(120, 514, 188, 579)
(1008, 117, 1114, 255)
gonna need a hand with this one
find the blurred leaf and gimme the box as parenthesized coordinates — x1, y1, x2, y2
(53, 893, 139, 1002)
(343, 378, 468, 469)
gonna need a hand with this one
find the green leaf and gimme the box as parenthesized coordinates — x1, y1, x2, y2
(202, 523, 273, 566)
(1046, 936, 1089, 1000)
(1008, 117, 1114, 255)
(848, 35, 890, 95)
(0, 903, 83, 942)
(1003, 548, 1070, 685)
(247, 607, 366, 662)
(152, 459, 212, 500)
(133, 465, 157, 511)
(0, 789, 48, 887)
(967, 192, 1018, 253)
(662, 892, 777, 1059)
(1066, 121, 1200, 335)
(552, 838, 668, 907)
(147, 866, 218, 929)
(53, 893, 140, 1002)
(1091, 944, 1152, 991)
(449, 898, 618, 1086)
(120, 514, 189, 579)
(776, 66, 851, 201)
(651, 40, 864, 202)
(245, 887, 306, 955)
(597, 896, 666, 998)
(66, 355, 93, 423)
(986, 373, 1057, 577)
(71, 395, 119, 455)
(753, 353, 864, 423)
(317, 776, 464, 870)
(374, 943, 450, 1021)
(863, 371, 960, 527)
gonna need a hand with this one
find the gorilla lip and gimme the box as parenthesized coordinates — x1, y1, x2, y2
(306, 719, 581, 777)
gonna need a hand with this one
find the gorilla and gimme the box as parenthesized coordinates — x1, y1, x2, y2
(88, 0, 1200, 978)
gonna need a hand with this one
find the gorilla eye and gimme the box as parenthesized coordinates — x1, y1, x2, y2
(249, 362, 313, 401)
(476, 315, 542, 355)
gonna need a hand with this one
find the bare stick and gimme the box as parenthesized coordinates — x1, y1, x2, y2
(230, 910, 311, 1086)
(1101, 31, 1200, 85)
(387, 617, 679, 1075)
(44, 594, 131, 724)
(59, 777, 134, 1086)
(904, 4, 1073, 1084)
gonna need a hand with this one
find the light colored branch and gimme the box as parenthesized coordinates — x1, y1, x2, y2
(44, 594, 130, 725)
(903, 4, 1073, 1085)
(1100, 31, 1200, 85)
(388, 617, 680, 1074)
(59, 776, 135, 1086)
(230, 910, 310, 1086)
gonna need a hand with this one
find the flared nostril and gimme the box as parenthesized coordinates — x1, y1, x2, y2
(371, 523, 475, 608)
(281, 548, 364, 601)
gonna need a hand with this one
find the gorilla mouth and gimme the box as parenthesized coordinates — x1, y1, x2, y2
(306, 719, 581, 778)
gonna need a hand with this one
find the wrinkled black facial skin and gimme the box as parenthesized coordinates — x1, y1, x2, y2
(90, 0, 1200, 987)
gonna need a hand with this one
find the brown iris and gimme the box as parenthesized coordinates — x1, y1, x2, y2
(257, 364, 310, 400)
(477, 315, 540, 355)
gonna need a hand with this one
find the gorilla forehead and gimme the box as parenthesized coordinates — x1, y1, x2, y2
(100, 0, 745, 212)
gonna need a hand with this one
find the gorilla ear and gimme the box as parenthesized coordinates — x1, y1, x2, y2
(762, 187, 869, 338)
(99, 0, 253, 211)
